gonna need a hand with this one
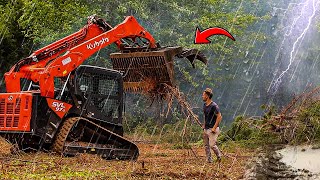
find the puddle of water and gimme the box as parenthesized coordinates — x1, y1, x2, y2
(277, 145, 320, 174)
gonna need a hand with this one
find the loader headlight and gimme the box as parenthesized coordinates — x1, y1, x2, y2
(80, 85, 88, 92)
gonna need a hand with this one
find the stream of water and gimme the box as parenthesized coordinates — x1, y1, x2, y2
(243, 145, 320, 179)
(277, 145, 320, 174)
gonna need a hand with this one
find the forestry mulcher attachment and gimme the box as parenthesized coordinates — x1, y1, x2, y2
(111, 47, 207, 93)
(0, 15, 206, 160)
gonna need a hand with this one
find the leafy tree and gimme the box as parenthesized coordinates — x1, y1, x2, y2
(0, 0, 92, 75)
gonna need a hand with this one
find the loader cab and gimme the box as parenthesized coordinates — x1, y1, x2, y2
(73, 65, 124, 127)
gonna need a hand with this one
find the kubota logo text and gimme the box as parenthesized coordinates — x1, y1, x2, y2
(86, 37, 109, 50)
(52, 102, 66, 112)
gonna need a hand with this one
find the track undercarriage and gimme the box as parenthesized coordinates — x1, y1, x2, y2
(53, 117, 138, 160)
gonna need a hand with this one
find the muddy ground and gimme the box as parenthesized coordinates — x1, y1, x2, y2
(0, 138, 253, 179)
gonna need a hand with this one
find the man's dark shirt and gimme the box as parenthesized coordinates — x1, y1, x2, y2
(203, 101, 220, 129)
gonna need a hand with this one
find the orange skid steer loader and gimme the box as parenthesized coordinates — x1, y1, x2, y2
(0, 15, 207, 160)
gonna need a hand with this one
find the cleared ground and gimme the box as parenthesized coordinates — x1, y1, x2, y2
(0, 138, 253, 179)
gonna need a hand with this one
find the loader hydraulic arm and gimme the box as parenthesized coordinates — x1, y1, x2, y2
(36, 16, 155, 97)
(4, 15, 157, 95)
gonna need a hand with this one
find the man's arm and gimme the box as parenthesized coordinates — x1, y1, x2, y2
(212, 112, 222, 133)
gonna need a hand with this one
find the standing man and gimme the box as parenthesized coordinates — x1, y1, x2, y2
(202, 88, 222, 163)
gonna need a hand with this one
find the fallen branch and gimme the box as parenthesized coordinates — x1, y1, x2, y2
(162, 83, 202, 128)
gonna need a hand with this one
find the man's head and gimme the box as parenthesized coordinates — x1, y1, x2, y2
(202, 88, 213, 102)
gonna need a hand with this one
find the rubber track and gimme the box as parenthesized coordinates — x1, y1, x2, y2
(52, 117, 79, 154)
(52, 117, 139, 159)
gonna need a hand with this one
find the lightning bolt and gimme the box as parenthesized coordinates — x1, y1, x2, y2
(269, 0, 318, 95)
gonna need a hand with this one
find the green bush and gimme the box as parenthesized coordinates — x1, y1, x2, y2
(125, 116, 203, 145)
(219, 102, 320, 148)
(219, 115, 281, 148)
(291, 102, 320, 144)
